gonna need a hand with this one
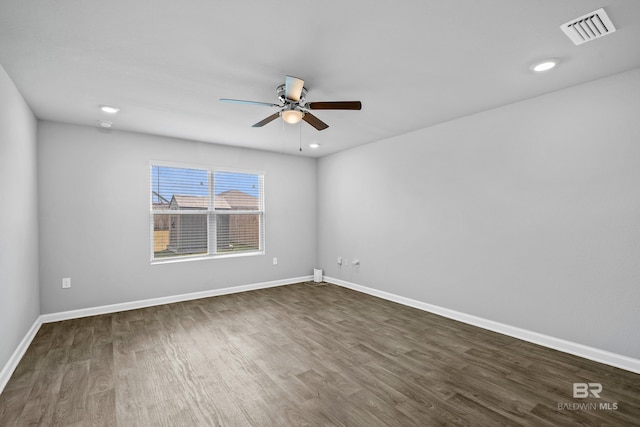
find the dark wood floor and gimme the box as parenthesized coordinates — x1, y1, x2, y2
(1, 283, 638, 426)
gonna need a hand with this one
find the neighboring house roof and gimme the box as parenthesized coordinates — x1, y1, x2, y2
(152, 202, 170, 210)
(168, 190, 258, 210)
(170, 195, 209, 210)
(217, 190, 259, 210)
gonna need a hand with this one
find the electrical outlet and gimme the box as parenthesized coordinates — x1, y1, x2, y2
(273, 257, 278, 265)
(62, 277, 71, 289)
(337, 257, 342, 265)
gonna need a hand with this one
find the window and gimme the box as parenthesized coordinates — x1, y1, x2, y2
(150, 163, 264, 262)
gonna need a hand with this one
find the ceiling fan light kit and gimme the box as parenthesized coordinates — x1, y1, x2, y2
(220, 75, 362, 131)
(281, 107, 304, 124)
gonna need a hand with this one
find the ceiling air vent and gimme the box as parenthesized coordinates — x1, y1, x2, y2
(561, 8, 616, 45)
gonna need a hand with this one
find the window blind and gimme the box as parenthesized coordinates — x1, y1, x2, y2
(150, 164, 264, 261)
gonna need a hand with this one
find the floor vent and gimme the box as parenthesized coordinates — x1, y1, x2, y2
(561, 8, 616, 45)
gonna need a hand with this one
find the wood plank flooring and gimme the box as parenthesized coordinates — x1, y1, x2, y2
(1, 283, 638, 426)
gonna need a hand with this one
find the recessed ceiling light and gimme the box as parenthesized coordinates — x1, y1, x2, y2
(531, 59, 558, 72)
(98, 120, 113, 128)
(309, 143, 319, 149)
(100, 105, 120, 114)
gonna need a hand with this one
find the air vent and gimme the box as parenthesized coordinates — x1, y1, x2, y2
(561, 8, 616, 45)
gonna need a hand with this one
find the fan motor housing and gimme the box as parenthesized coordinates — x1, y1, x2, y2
(277, 84, 307, 104)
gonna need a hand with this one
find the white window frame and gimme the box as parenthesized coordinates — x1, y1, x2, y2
(150, 161, 265, 264)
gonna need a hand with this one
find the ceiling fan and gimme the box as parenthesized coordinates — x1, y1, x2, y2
(220, 75, 362, 131)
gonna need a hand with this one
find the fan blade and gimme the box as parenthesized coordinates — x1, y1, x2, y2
(220, 98, 279, 108)
(302, 112, 329, 131)
(252, 112, 281, 127)
(285, 75, 305, 101)
(308, 101, 362, 110)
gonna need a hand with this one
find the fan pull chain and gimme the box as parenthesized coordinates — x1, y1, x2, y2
(281, 114, 286, 155)
(299, 122, 302, 152)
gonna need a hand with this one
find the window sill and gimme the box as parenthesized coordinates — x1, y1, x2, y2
(151, 250, 265, 265)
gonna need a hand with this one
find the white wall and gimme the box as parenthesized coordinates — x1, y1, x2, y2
(38, 122, 317, 314)
(0, 65, 40, 370)
(318, 68, 640, 359)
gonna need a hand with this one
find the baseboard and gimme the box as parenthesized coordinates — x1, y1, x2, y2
(1, 276, 311, 394)
(40, 275, 312, 323)
(325, 276, 640, 375)
(0, 316, 43, 394)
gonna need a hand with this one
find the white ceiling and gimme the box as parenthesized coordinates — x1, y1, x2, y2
(1, 1, 640, 157)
